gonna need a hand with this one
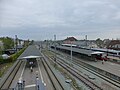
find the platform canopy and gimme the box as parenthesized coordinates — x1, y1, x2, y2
(57, 45, 105, 56)
(22, 55, 41, 59)
(17, 45, 42, 60)
(91, 51, 104, 55)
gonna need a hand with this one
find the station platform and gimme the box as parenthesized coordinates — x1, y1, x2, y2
(84, 60, 120, 77)
(107, 56, 120, 64)
(74, 57, 120, 85)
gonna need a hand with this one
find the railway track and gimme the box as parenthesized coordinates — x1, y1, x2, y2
(41, 54, 64, 90)
(58, 60, 103, 90)
(51, 49, 120, 89)
(0, 60, 22, 90)
(56, 52, 120, 89)
(44, 53, 103, 90)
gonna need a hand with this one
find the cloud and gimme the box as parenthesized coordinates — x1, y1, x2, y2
(0, 0, 120, 40)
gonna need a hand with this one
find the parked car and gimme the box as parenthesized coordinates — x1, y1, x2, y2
(2, 54, 10, 59)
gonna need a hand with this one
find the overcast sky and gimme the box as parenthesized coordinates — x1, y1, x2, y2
(0, 0, 120, 40)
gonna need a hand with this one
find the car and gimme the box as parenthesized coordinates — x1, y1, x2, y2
(2, 54, 10, 59)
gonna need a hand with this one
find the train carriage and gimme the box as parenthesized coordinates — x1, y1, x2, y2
(52, 44, 106, 61)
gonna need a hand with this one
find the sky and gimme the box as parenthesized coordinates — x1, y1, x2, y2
(0, 0, 120, 40)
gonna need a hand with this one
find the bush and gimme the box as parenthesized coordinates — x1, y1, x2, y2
(0, 47, 27, 64)
(0, 56, 4, 64)
(10, 47, 26, 61)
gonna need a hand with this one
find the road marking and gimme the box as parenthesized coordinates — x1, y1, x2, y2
(25, 84, 36, 88)
(37, 60, 46, 85)
(19, 61, 26, 80)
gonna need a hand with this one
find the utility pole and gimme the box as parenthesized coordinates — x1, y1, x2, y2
(85, 35, 87, 47)
(49, 40, 51, 51)
(15, 35, 18, 52)
(39, 44, 41, 53)
(54, 35, 57, 63)
(48, 40, 51, 51)
(70, 41, 73, 65)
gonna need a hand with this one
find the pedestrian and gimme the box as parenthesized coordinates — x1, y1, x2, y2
(102, 60, 104, 64)
(36, 71, 39, 78)
(30, 66, 33, 72)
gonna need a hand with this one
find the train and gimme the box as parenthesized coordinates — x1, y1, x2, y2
(90, 48, 120, 57)
(61, 44, 120, 57)
(55, 44, 119, 61)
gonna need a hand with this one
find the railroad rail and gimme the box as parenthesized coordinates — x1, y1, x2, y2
(58, 61, 103, 90)
(52, 48, 120, 86)
(0, 60, 22, 90)
(56, 52, 120, 88)
(43, 52, 103, 90)
(41, 54, 64, 90)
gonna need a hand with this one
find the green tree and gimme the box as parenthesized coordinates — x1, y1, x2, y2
(0, 37, 14, 50)
(96, 38, 103, 48)
(0, 47, 2, 55)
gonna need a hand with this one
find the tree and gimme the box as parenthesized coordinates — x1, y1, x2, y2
(0, 37, 14, 50)
(96, 38, 103, 48)
(0, 47, 2, 55)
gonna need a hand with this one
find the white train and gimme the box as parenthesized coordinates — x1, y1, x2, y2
(61, 44, 120, 57)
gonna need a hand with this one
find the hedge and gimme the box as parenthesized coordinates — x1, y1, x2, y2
(0, 47, 27, 64)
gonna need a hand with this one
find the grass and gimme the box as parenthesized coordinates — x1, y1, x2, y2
(0, 46, 27, 77)
(0, 62, 14, 77)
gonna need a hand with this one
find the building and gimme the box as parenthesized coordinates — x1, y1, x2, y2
(107, 40, 120, 50)
(63, 37, 77, 44)
(103, 39, 111, 48)
(63, 37, 98, 48)
(87, 41, 98, 48)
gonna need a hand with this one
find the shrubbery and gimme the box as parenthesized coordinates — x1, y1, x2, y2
(11, 47, 26, 61)
(0, 56, 4, 64)
(0, 47, 26, 64)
